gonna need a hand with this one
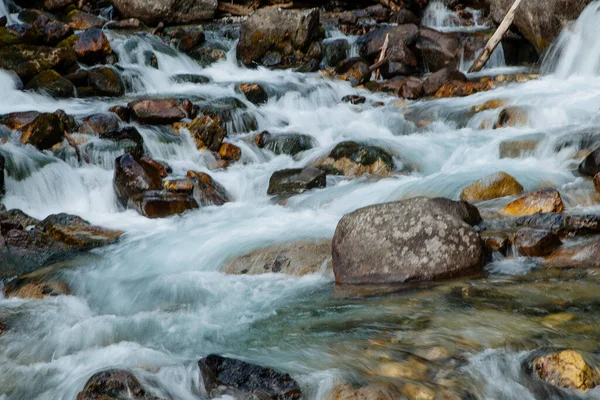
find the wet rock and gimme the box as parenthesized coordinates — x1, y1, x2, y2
(514, 229, 562, 257)
(74, 28, 112, 65)
(109, 105, 130, 122)
(39, 213, 123, 248)
(423, 68, 467, 96)
(513, 213, 600, 238)
(358, 24, 419, 61)
(336, 57, 371, 86)
(43, 0, 74, 10)
(128, 190, 198, 218)
(327, 384, 394, 400)
(0, 44, 76, 82)
(128, 99, 186, 124)
(379, 76, 424, 99)
(87, 66, 125, 97)
(187, 170, 231, 206)
(0, 111, 40, 130)
(460, 172, 524, 201)
(256, 132, 316, 156)
(389, 9, 420, 25)
(237, 8, 321, 68)
(499, 136, 541, 158)
(503, 188, 564, 216)
(533, 350, 600, 391)
(3, 278, 69, 299)
(113, 153, 163, 206)
(417, 28, 460, 72)
(342, 95, 366, 105)
(381, 41, 419, 78)
(19, 10, 72, 45)
(237, 83, 268, 105)
(165, 26, 205, 53)
(481, 231, 510, 255)
(65, 68, 89, 87)
(81, 113, 121, 135)
(332, 197, 484, 284)
(494, 106, 531, 128)
(489, 0, 592, 55)
(101, 126, 144, 157)
(65, 10, 106, 30)
(222, 240, 331, 276)
(77, 369, 162, 400)
(544, 240, 600, 268)
(594, 173, 600, 195)
(0, 24, 40, 47)
(0, 153, 4, 199)
(578, 147, 600, 177)
(187, 115, 227, 152)
(164, 179, 194, 194)
(323, 39, 349, 67)
(218, 142, 241, 161)
(25, 69, 75, 98)
(198, 354, 302, 400)
(20, 112, 65, 150)
(267, 166, 326, 196)
(112, 0, 217, 25)
(105, 18, 143, 30)
(170, 74, 210, 84)
(316, 141, 394, 177)
(188, 43, 227, 67)
(435, 79, 495, 98)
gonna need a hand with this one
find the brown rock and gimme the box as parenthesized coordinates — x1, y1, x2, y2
(472, 99, 506, 113)
(188, 115, 227, 152)
(39, 213, 123, 248)
(109, 105, 130, 122)
(81, 113, 120, 135)
(238, 83, 268, 105)
(3, 279, 69, 299)
(460, 172, 524, 201)
(74, 28, 112, 65)
(222, 240, 331, 276)
(128, 99, 186, 125)
(187, 170, 231, 206)
(327, 384, 394, 400)
(534, 350, 599, 391)
(379, 76, 424, 99)
(218, 143, 241, 161)
(336, 57, 371, 86)
(513, 229, 562, 257)
(112, 0, 217, 25)
(164, 179, 194, 194)
(435, 79, 495, 98)
(544, 240, 600, 268)
(128, 190, 198, 218)
(423, 68, 467, 96)
(503, 188, 564, 216)
(417, 28, 460, 72)
(20, 112, 65, 150)
(494, 106, 531, 128)
(65, 10, 106, 30)
(1, 111, 40, 129)
(594, 173, 600, 195)
(113, 153, 164, 206)
(77, 369, 162, 400)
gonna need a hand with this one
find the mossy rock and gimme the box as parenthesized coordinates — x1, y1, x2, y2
(0, 44, 76, 81)
(20, 112, 65, 150)
(88, 66, 125, 97)
(25, 69, 74, 98)
(329, 141, 394, 168)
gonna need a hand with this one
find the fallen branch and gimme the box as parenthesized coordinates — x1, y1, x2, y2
(64, 132, 90, 164)
(369, 57, 388, 71)
(468, 0, 523, 73)
(374, 33, 389, 80)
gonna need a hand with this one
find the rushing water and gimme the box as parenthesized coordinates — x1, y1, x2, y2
(1, 2, 600, 400)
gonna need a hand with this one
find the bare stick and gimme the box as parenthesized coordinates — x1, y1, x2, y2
(374, 33, 389, 80)
(468, 0, 524, 73)
(64, 132, 90, 164)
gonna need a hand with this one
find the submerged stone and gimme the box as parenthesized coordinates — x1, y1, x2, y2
(267, 167, 326, 196)
(460, 172, 524, 202)
(128, 190, 198, 218)
(77, 369, 163, 400)
(503, 188, 564, 216)
(533, 350, 600, 391)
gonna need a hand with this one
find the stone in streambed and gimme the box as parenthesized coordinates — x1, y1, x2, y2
(515, 213, 600, 237)
(3, 278, 69, 299)
(187, 170, 231, 206)
(222, 240, 331, 276)
(379, 76, 424, 99)
(578, 147, 600, 177)
(543, 240, 600, 268)
(332, 197, 484, 284)
(435, 79, 495, 98)
(170, 74, 210, 84)
(503, 188, 564, 216)
(113, 153, 163, 206)
(101, 126, 145, 157)
(327, 384, 394, 400)
(417, 28, 460, 73)
(20, 112, 65, 150)
(218, 142, 241, 161)
(513, 228, 562, 257)
(187, 115, 227, 152)
(336, 57, 371, 86)
(39, 213, 123, 248)
(256, 131, 316, 156)
(128, 190, 198, 218)
(0, 152, 4, 199)
(499, 135, 541, 158)
(315, 141, 394, 177)
(77, 369, 163, 400)
(87, 66, 125, 97)
(494, 106, 531, 129)
(323, 39, 349, 67)
(0, 44, 76, 82)
(25, 70, 75, 98)
(81, 113, 121, 135)
(74, 28, 112, 65)
(460, 172, 524, 202)
(65, 10, 106, 30)
(128, 99, 187, 125)
(0, 111, 40, 130)
(533, 350, 599, 391)
(237, 83, 268, 105)
(18, 10, 72, 45)
(423, 68, 467, 97)
(198, 354, 302, 400)
(112, 0, 217, 25)
(267, 167, 326, 196)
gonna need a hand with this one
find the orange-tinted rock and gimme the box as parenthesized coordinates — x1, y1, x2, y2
(128, 190, 198, 218)
(472, 99, 506, 113)
(164, 179, 194, 194)
(3, 279, 69, 299)
(218, 142, 241, 161)
(39, 213, 123, 248)
(74, 27, 112, 65)
(534, 350, 600, 391)
(187, 170, 231, 206)
(503, 189, 564, 216)
(238, 83, 268, 105)
(188, 115, 227, 152)
(65, 10, 105, 30)
(435, 79, 495, 98)
(128, 99, 186, 125)
(513, 228, 561, 257)
(460, 172, 524, 201)
(1, 111, 40, 129)
(113, 154, 164, 205)
(379, 76, 424, 99)
(544, 240, 600, 268)
(108, 105, 130, 122)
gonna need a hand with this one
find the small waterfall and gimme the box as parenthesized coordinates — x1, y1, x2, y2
(0, 0, 17, 25)
(542, 1, 600, 78)
(422, 1, 458, 30)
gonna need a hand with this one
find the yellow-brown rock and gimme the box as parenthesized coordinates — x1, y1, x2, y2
(534, 350, 600, 391)
(163, 179, 194, 194)
(188, 115, 227, 152)
(471, 99, 506, 113)
(401, 383, 435, 400)
(218, 142, 241, 161)
(435, 79, 495, 98)
(4, 280, 69, 299)
(327, 384, 393, 400)
(460, 172, 524, 202)
(375, 359, 429, 381)
(494, 106, 531, 129)
(503, 188, 564, 216)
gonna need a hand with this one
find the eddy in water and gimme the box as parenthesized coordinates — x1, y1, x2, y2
(1, 0, 600, 399)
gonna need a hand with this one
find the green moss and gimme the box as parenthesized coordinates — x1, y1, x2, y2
(57, 34, 77, 50)
(329, 141, 394, 168)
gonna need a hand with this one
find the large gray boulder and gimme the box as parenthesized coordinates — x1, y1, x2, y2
(332, 197, 484, 284)
(111, 0, 218, 25)
(489, 0, 594, 55)
(236, 8, 321, 68)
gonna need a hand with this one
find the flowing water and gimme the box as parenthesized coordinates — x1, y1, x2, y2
(1, 2, 600, 399)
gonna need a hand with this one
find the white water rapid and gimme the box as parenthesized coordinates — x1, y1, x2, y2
(1, 1, 600, 400)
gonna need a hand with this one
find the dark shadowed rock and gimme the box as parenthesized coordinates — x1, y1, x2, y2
(358, 24, 419, 61)
(165, 26, 205, 53)
(25, 70, 75, 98)
(77, 369, 163, 400)
(170, 74, 210, 84)
(380, 41, 419, 78)
(417, 28, 460, 72)
(390, 9, 419, 24)
(332, 197, 484, 284)
(268, 167, 326, 196)
(74, 28, 112, 65)
(101, 126, 144, 157)
(19, 9, 72, 45)
(20, 112, 64, 150)
(128, 190, 198, 218)
(323, 39, 349, 67)
(0, 45, 76, 81)
(342, 95, 366, 105)
(515, 213, 600, 237)
(0, 153, 4, 199)
(236, 8, 320, 68)
(578, 147, 600, 177)
(113, 153, 163, 206)
(379, 76, 424, 99)
(222, 240, 331, 276)
(88, 66, 125, 97)
(187, 115, 227, 152)
(423, 68, 467, 96)
(112, 0, 217, 25)
(187, 170, 231, 206)
(198, 354, 302, 400)
(128, 99, 186, 124)
(336, 57, 371, 86)
(81, 113, 121, 135)
(237, 83, 268, 105)
(513, 229, 562, 257)
(257, 132, 316, 156)
(315, 140, 396, 177)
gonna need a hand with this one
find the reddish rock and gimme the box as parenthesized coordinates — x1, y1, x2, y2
(513, 229, 562, 257)
(423, 68, 468, 96)
(113, 154, 163, 206)
(128, 190, 198, 218)
(218, 143, 241, 161)
(74, 28, 112, 65)
(128, 99, 186, 124)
